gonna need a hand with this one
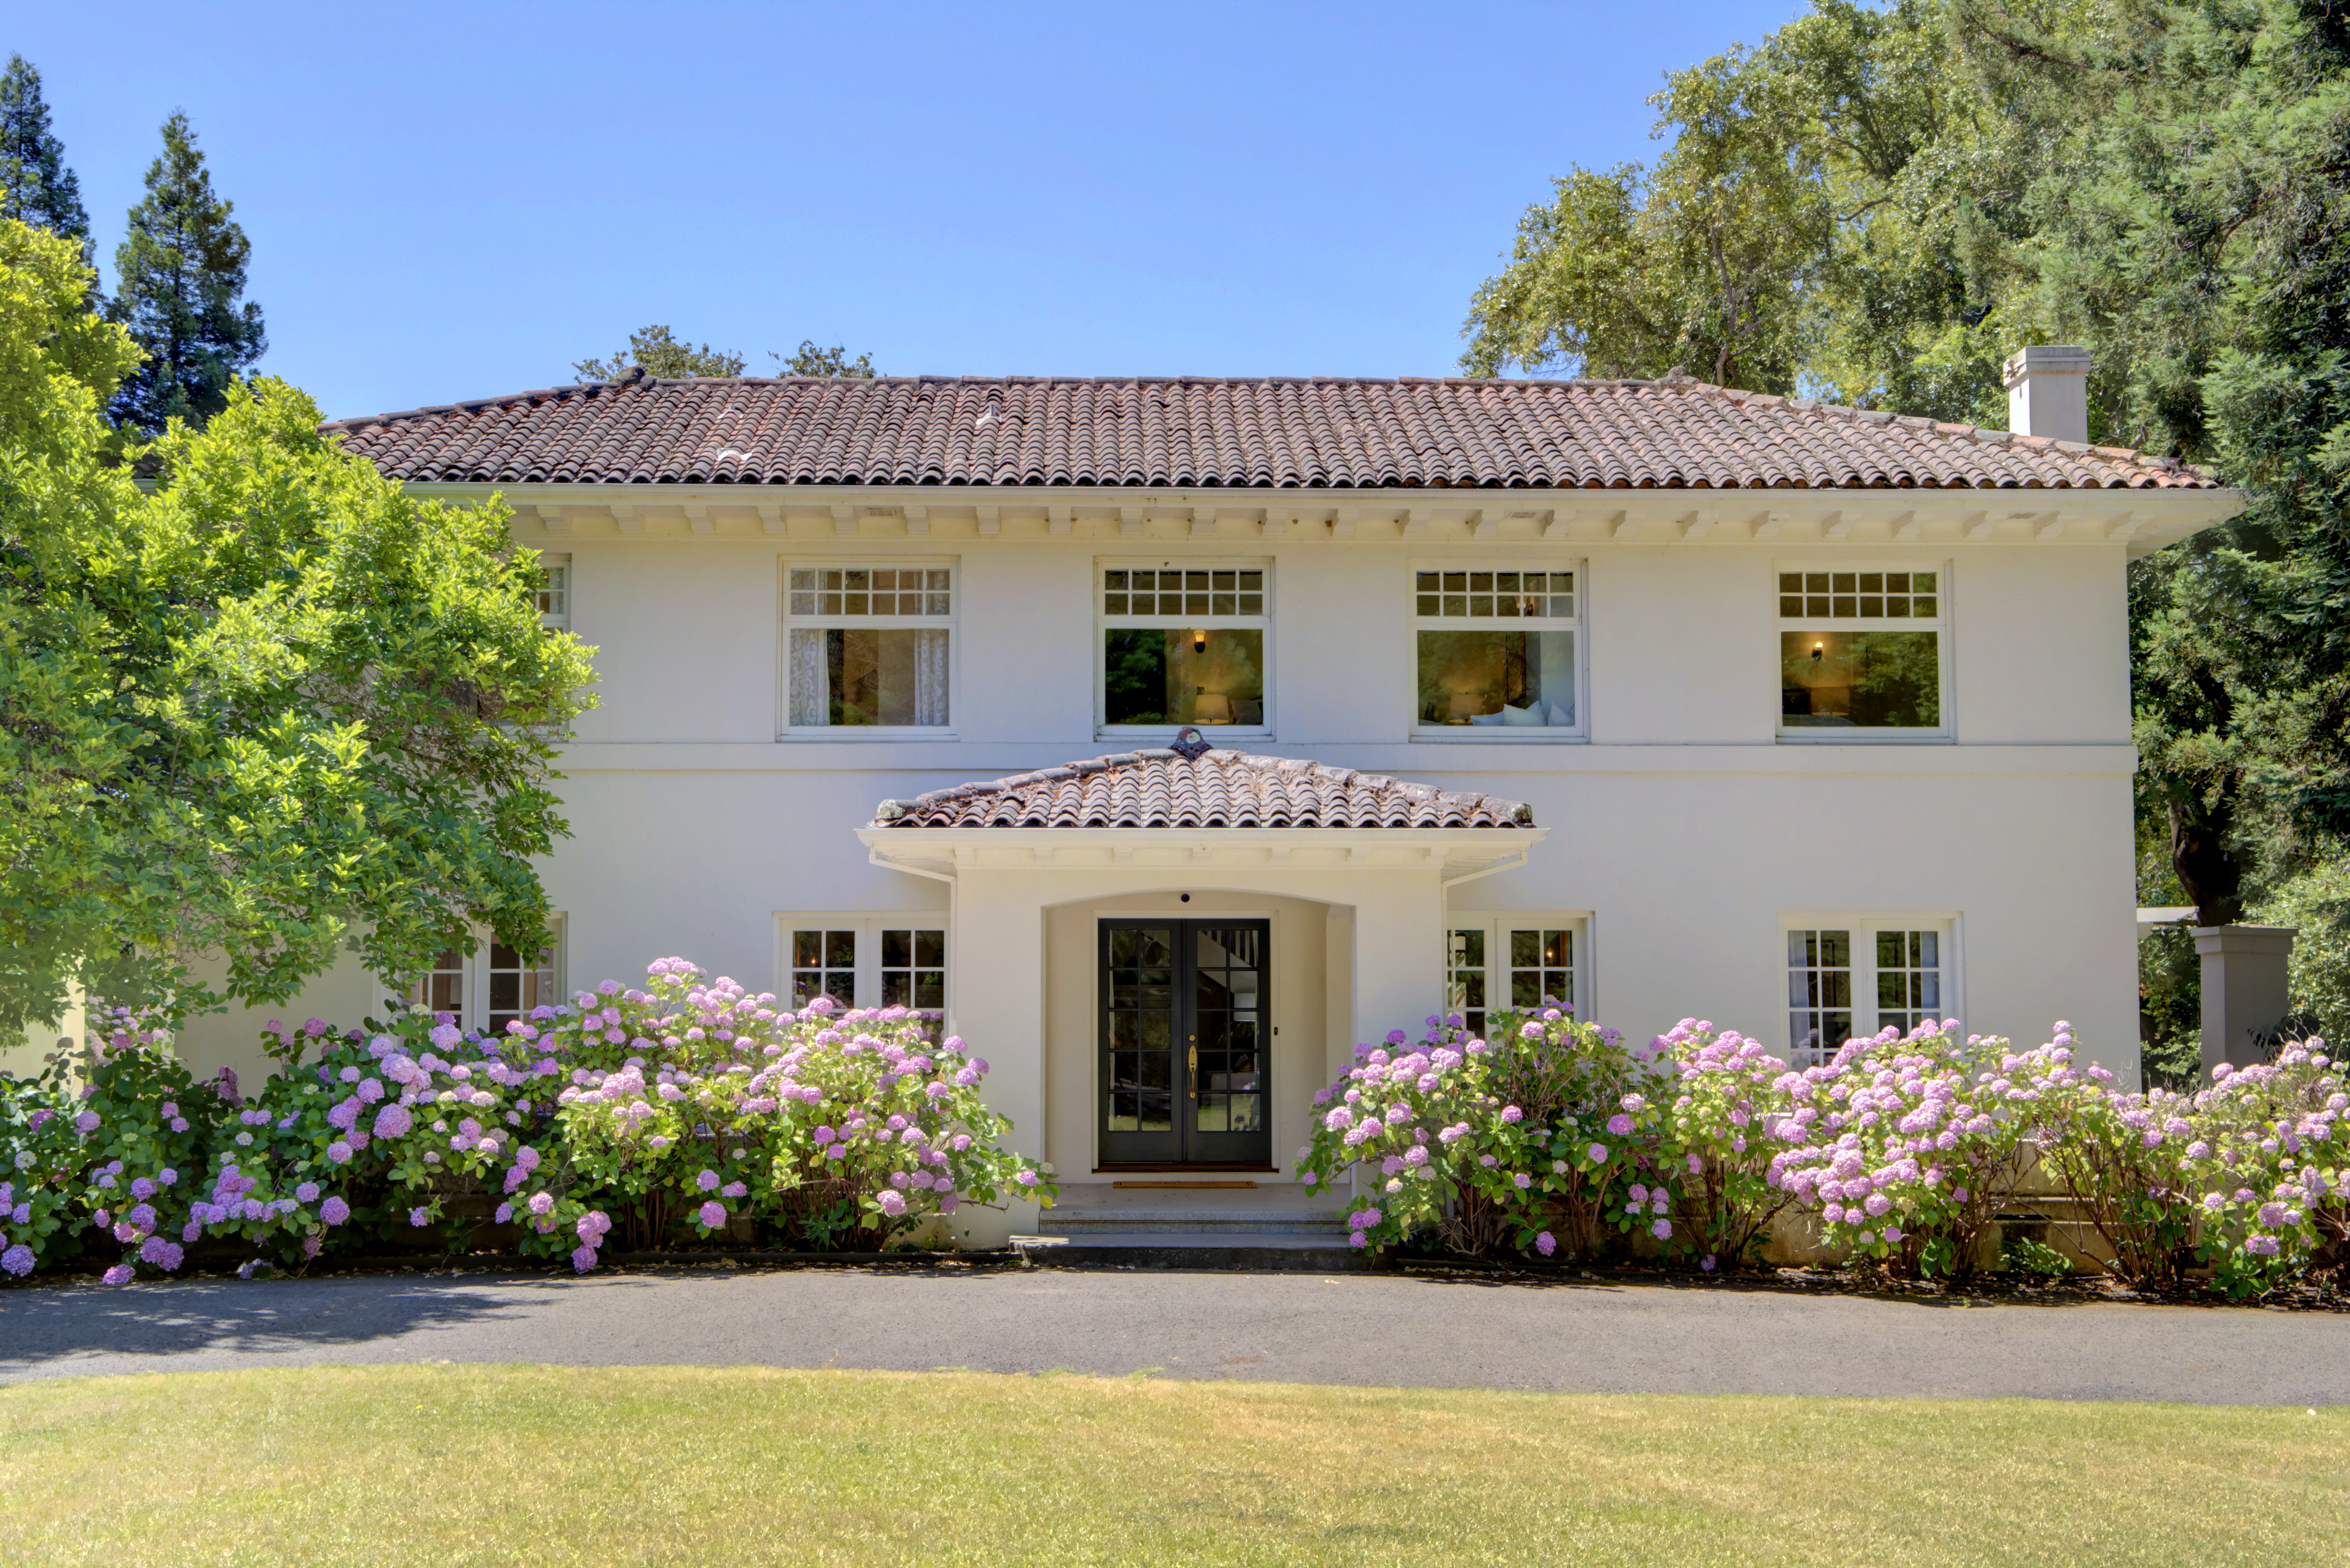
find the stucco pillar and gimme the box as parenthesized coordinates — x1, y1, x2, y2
(1348, 871, 1448, 1052)
(2193, 925, 2297, 1078)
(945, 871, 1046, 1242)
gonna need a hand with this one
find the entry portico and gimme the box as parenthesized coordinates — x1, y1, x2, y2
(856, 737, 1545, 1240)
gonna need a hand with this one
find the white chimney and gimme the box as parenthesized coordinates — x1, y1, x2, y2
(2003, 345, 2092, 444)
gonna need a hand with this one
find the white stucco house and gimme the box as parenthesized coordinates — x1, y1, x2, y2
(159, 351, 2240, 1241)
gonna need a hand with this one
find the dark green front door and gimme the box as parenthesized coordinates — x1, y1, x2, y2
(1098, 920, 1271, 1167)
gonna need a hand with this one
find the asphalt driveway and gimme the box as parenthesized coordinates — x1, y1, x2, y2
(3, 1266, 2343, 1405)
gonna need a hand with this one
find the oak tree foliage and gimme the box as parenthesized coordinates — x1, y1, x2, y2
(0, 219, 598, 1035)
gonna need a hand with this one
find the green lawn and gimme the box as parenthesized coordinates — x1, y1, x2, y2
(2, 1366, 2342, 1566)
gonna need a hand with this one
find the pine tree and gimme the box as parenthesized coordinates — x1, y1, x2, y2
(105, 112, 265, 433)
(0, 56, 90, 251)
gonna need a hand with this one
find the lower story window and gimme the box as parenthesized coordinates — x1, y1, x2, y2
(1787, 922, 1949, 1065)
(781, 916, 949, 1017)
(409, 922, 563, 1039)
(1444, 916, 1585, 1039)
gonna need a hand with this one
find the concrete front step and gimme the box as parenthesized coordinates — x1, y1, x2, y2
(1010, 1233, 1368, 1271)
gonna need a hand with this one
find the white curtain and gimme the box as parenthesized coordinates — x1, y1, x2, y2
(914, 628, 950, 726)
(790, 628, 827, 727)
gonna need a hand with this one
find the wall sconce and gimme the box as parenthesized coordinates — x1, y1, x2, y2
(1192, 628, 1208, 653)
(1811, 641, 1825, 662)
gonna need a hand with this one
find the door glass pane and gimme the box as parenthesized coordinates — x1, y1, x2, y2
(1106, 927, 1175, 1133)
(1190, 925, 1263, 1135)
(413, 948, 465, 1019)
(1874, 929, 1942, 1035)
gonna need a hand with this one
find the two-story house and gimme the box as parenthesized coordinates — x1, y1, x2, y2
(169, 352, 2240, 1242)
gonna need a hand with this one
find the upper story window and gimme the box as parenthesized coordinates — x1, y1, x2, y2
(1099, 562, 1268, 735)
(785, 564, 953, 734)
(536, 555, 570, 632)
(1412, 567, 1582, 737)
(1778, 568, 1947, 739)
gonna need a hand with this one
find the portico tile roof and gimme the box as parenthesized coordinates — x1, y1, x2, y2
(871, 749, 1534, 830)
(323, 373, 2213, 491)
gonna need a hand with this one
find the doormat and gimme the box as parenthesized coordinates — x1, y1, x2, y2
(1110, 1180, 1259, 1189)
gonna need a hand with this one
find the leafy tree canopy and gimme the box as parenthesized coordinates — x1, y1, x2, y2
(573, 325, 877, 383)
(1463, 0, 2350, 1051)
(105, 111, 265, 434)
(0, 219, 598, 1035)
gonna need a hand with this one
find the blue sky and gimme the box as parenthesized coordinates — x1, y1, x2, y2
(12, 2, 1806, 421)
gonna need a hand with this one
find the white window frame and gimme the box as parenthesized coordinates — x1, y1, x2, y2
(1440, 913, 1592, 1038)
(1095, 557, 1274, 741)
(779, 559, 958, 740)
(1781, 914, 1962, 1067)
(535, 553, 571, 632)
(1410, 559, 1588, 742)
(405, 918, 566, 1038)
(773, 914, 951, 1018)
(1775, 560, 1952, 744)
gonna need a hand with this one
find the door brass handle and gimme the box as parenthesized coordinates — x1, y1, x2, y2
(1188, 1043, 1197, 1098)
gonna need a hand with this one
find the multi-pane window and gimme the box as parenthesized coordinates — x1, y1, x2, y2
(1787, 925, 1950, 1065)
(1100, 564, 1268, 731)
(880, 928, 946, 1013)
(1507, 929, 1575, 1011)
(536, 555, 570, 631)
(1874, 930, 1942, 1035)
(1445, 918, 1584, 1038)
(1444, 928, 1489, 1037)
(415, 948, 466, 1017)
(1413, 568, 1580, 732)
(1778, 568, 1945, 734)
(1787, 930, 1853, 1066)
(785, 566, 952, 730)
(409, 923, 564, 1038)
(790, 929, 860, 1010)
(486, 942, 557, 1037)
(782, 919, 950, 1017)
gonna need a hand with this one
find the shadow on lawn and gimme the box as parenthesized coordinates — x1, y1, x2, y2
(0, 1272, 643, 1374)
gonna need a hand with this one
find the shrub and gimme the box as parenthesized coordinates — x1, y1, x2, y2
(2174, 1039, 2346, 1298)
(1769, 1022, 2038, 1280)
(0, 958, 1054, 1282)
(1648, 1021, 1799, 1271)
(2020, 1042, 2198, 1288)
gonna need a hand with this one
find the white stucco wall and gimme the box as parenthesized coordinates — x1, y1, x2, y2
(169, 501, 2162, 1132)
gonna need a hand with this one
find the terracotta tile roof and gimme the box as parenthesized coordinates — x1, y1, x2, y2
(871, 748, 1535, 830)
(324, 372, 2214, 491)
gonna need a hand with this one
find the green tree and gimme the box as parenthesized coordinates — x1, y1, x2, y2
(104, 111, 266, 434)
(575, 325, 878, 382)
(0, 56, 89, 250)
(573, 324, 745, 381)
(0, 217, 597, 1035)
(773, 339, 876, 378)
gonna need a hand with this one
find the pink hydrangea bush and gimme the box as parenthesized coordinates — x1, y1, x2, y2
(2174, 1039, 2346, 1298)
(0, 1023, 220, 1281)
(1769, 1021, 2037, 1279)
(1647, 1020, 1799, 1271)
(536, 959, 1052, 1255)
(2016, 1030, 2198, 1288)
(1295, 1009, 1640, 1259)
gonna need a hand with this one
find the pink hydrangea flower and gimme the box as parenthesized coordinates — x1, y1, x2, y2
(699, 1201, 727, 1228)
(0, 1244, 32, 1276)
(101, 1263, 134, 1285)
(1535, 1231, 1556, 1257)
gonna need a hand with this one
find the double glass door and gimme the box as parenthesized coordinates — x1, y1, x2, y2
(1098, 920, 1270, 1166)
